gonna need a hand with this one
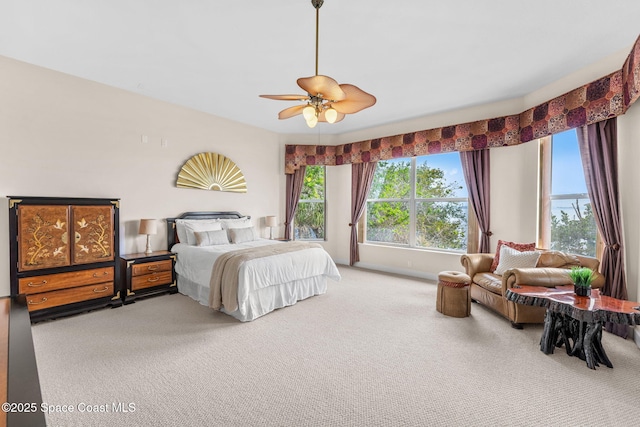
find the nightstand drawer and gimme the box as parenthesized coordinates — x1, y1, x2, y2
(26, 282, 115, 312)
(131, 271, 173, 291)
(131, 260, 172, 277)
(19, 267, 115, 295)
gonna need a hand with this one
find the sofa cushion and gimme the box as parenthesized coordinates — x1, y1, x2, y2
(473, 272, 502, 294)
(490, 240, 536, 272)
(494, 246, 541, 275)
(536, 250, 581, 268)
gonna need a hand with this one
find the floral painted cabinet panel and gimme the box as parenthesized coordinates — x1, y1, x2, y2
(17, 205, 115, 271)
(17, 205, 71, 271)
(71, 205, 115, 265)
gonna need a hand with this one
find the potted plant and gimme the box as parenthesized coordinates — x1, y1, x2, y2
(569, 266, 595, 297)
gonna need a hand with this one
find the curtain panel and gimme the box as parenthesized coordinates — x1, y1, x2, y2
(577, 119, 629, 338)
(349, 162, 377, 265)
(460, 149, 491, 253)
(284, 166, 306, 240)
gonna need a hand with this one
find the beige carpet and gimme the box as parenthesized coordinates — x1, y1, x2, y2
(31, 266, 640, 427)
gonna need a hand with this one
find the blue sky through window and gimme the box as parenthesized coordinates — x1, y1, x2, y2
(551, 129, 588, 195)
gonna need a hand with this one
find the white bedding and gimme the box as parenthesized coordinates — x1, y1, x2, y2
(171, 239, 340, 321)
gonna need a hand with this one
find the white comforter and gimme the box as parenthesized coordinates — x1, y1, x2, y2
(171, 239, 340, 316)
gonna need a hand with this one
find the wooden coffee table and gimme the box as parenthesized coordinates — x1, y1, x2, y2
(505, 285, 640, 369)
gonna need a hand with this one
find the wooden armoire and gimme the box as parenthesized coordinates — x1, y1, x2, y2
(8, 196, 122, 322)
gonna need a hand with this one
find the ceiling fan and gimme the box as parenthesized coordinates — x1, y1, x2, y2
(259, 0, 376, 128)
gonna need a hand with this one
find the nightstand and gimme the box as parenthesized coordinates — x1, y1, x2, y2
(120, 251, 177, 304)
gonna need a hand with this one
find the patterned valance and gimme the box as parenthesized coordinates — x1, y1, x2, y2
(285, 35, 640, 174)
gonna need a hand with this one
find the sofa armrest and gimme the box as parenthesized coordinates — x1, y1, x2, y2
(460, 253, 494, 279)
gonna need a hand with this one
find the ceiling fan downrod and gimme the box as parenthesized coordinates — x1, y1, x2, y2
(312, 0, 323, 77)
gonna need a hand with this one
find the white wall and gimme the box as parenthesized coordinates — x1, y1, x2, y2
(0, 55, 282, 296)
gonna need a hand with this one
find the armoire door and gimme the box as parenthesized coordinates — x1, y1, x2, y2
(71, 205, 115, 265)
(17, 205, 71, 271)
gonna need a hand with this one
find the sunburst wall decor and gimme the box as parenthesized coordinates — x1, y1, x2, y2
(176, 152, 247, 193)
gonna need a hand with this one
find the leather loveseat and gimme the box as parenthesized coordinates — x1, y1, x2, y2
(460, 249, 605, 328)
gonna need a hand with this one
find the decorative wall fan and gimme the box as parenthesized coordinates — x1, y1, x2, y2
(259, 0, 376, 128)
(176, 152, 247, 193)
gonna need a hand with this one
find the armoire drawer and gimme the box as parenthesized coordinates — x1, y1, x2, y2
(19, 267, 114, 295)
(26, 282, 115, 312)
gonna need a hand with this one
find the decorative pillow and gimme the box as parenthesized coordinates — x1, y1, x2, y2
(194, 229, 229, 246)
(175, 219, 222, 245)
(494, 245, 542, 276)
(490, 239, 536, 272)
(229, 226, 257, 244)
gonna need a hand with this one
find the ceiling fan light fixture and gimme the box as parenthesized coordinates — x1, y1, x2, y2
(259, 0, 375, 128)
(325, 106, 338, 124)
(306, 115, 319, 128)
(303, 105, 317, 121)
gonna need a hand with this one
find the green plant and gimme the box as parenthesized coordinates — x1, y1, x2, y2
(569, 266, 595, 288)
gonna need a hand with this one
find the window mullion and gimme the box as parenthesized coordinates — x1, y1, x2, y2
(409, 157, 417, 248)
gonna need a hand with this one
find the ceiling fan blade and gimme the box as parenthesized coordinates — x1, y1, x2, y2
(259, 94, 309, 101)
(278, 105, 306, 120)
(331, 84, 377, 114)
(318, 109, 345, 123)
(297, 75, 346, 101)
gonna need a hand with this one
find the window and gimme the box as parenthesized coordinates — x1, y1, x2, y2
(366, 153, 469, 251)
(540, 129, 598, 257)
(295, 165, 326, 240)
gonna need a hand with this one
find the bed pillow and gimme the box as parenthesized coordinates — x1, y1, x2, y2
(220, 216, 252, 230)
(490, 239, 536, 272)
(175, 219, 222, 245)
(174, 220, 190, 244)
(494, 245, 541, 276)
(194, 229, 229, 246)
(229, 226, 257, 244)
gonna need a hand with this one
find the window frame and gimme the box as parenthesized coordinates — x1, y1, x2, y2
(363, 154, 473, 253)
(538, 134, 602, 258)
(295, 165, 327, 241)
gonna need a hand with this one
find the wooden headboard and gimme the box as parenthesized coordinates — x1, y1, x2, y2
(166, 211, 247, 249)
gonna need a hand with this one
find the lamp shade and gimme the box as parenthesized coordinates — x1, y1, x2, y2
(138, 219, 157, 235)
(265, 216, 277, 227)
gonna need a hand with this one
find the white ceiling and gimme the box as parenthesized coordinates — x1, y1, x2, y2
(1, 0, 639, 135)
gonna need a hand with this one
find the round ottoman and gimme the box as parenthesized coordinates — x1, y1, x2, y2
(436, 271, 471, 318)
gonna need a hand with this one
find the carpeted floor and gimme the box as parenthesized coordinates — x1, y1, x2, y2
(31, 266, 640, 427)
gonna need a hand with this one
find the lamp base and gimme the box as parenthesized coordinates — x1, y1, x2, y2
(145, 235, 152, 254)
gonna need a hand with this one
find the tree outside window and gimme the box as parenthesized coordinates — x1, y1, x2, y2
(294, 165, 325, 240)
(366, 153, 468, 251)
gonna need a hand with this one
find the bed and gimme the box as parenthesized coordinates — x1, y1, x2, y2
(166, 212, 341, 321)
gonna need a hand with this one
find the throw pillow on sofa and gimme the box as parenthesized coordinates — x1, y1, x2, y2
(490, 239, 536, 272)
(494, 245, 542, 276)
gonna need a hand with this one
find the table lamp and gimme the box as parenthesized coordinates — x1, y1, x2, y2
(138, 219, 157, 254)
(265, 216, 277, 239)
